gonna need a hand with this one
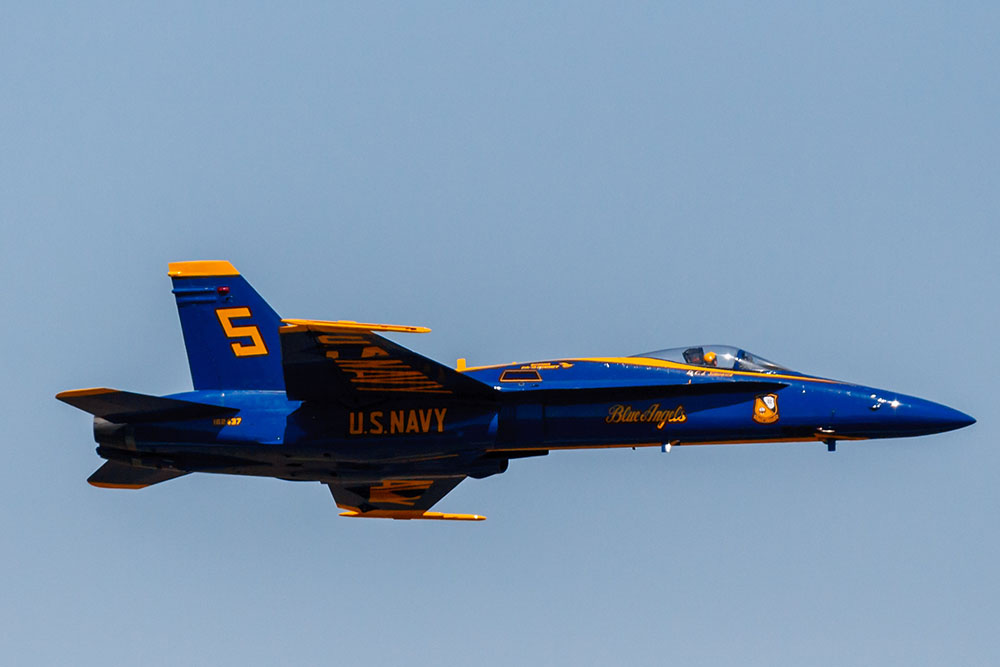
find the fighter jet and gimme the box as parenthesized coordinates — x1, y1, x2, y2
(57, 261, 975, 520)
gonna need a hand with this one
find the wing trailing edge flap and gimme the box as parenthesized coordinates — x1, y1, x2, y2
(326, 476, 485, 521)
(88, 460, 189, 489)
(280, 320, 497, 403)
(56, 388, 238, 423)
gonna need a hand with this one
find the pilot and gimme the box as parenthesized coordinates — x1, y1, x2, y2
(703, 351, 718, 367)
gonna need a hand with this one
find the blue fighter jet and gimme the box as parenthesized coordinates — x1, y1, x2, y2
(57, 261, 975, 521)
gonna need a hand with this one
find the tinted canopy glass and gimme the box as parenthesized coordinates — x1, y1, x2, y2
(632, 345, 792, 373)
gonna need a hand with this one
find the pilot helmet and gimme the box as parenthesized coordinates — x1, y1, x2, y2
(704, 351, 717, 366)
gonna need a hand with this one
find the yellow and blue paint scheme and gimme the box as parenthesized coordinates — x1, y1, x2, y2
(56, 261, 975, 520)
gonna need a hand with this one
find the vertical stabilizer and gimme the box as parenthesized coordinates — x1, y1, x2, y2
(169, 260, 284, 390)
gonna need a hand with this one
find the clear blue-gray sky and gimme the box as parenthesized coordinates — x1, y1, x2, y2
(3, 3, 997, 665)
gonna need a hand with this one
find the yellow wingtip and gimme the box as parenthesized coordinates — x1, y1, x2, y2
(281, 319, 431, 334)
(338, 510, 486, 521)
(89, 481, 149, 489)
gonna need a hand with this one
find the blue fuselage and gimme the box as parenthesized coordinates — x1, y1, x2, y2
(91, 358, 974, 482)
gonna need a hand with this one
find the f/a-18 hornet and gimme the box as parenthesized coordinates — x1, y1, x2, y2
(57, 261, 975, 521)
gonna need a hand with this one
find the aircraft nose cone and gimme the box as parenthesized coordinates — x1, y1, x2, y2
(929, 404, 976, 431)
(894, 397, 976, 435)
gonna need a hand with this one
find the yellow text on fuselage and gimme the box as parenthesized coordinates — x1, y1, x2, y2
(605, 403, 687, 430)
(349, 408, 448, 436)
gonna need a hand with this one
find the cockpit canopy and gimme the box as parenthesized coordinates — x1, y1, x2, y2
(632, 345, 792, 374)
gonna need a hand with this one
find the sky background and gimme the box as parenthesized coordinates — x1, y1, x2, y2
(2, 3, 997, 665)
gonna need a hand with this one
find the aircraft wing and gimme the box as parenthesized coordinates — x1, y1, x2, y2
(326, 476, 485, 521)
(280, 319, 497, 402)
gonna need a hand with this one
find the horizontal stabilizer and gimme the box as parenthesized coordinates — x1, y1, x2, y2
(87, 460, 188, 489)
(56, 388, 238, 423)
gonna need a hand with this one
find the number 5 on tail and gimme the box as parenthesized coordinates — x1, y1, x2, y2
(216, 307, 268, 357)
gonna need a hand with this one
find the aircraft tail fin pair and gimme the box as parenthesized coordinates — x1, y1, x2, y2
(57, 258, 288, 409)
(167, 260, 495, 400)
(59, 261, 495, 497)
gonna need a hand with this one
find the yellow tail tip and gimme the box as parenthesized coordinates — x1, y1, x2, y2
(168, 260, 240, 278)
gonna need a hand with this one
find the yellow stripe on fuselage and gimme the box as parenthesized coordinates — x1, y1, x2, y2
(462, 357, 841, 385)
(573, 357, 840, 384)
